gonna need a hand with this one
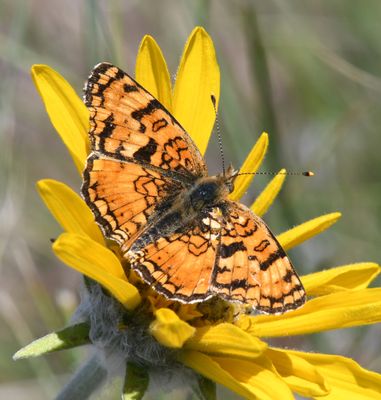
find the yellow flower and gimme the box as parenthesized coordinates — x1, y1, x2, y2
(22, 27, 381, 399)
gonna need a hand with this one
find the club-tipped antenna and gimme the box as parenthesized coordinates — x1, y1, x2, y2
(211, 94, 225, 176)
(236, 171, 315, 177)
(209, 95, 313, 179)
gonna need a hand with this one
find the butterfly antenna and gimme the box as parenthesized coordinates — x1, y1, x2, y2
(211, 95, 226, 176)
(237, 171, 315, 177)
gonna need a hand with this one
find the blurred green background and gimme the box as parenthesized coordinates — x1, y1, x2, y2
(1, 0, 380, 398)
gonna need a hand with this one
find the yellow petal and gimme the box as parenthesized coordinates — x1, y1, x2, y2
(277, 212, 341, 251)
(53, 233, 141, 310)
(176, 304, 203, 321)
(285, 349, 381, 399)
(31, 65, 89, 174)
(179, 351, 294, 400)
(230, 132, 269, 201)
(37, 179, 103, 244)
(237, 288, 381, 337)
(250, 168, 286, 216)
(173, 27, 220, 155)
(185, 323, 267, 360)
(149, 308, 195, 349)
(135, 35, 172, 111)
(267, 348, 330, 397)
(302, 263, 381, 296)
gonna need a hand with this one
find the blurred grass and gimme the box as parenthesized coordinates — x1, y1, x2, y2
(0, 0, 380, 398)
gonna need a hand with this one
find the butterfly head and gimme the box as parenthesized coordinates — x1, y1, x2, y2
(221, 163, 239, 194)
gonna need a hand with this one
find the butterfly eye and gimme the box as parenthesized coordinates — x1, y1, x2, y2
(226, 181, 234, 193)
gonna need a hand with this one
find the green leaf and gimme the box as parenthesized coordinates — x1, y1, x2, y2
(13, 322, 90, 360)
(122, 362, 149, 400)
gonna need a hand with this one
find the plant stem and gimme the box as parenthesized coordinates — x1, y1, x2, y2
(55, 353, 107, 400)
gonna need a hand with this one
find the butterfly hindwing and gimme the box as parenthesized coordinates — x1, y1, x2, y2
(212, 202, 306, 313)
(126, 200, 305, 313)
(127, 208, 223, 302)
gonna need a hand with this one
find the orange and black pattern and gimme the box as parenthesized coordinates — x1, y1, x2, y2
(82, 154, 183, 248)
(211, 202, 305, 313)
(127, 207, 222, 303)
(84, 63, 206, 179)
(82, 62, 306, 314)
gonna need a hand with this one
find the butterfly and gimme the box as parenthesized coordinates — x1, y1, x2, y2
(81, 62, 306, 314)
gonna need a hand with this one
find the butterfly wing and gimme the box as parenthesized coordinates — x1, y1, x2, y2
(127, 200, 305, 314)
(82, 63, 207, 249)
(82, 153, 184, 249)
(127, 208, 223, 302)
(84, 62, 206, 178)
(212, 201, 306, 314)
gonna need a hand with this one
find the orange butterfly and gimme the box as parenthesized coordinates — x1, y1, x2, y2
(82, 63, 306, 314)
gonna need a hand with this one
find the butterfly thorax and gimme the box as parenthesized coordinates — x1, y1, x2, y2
(186, 176, 230, 212)
(180, 165, 237, 212)
(124, 170, 236, 254)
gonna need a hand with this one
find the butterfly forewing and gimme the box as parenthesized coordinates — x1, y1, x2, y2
(84, 62, 207, 179)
